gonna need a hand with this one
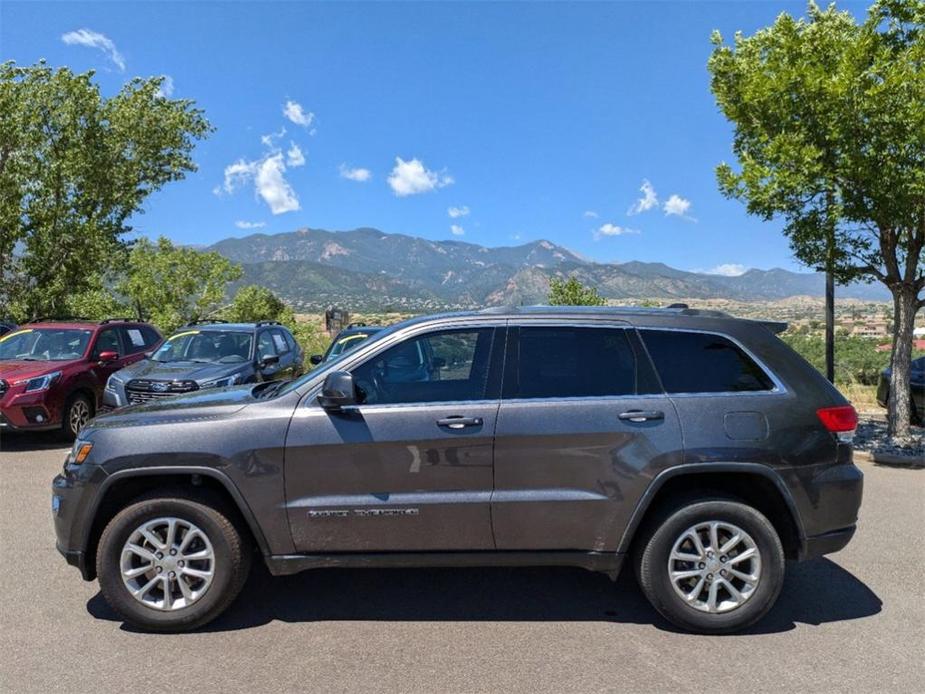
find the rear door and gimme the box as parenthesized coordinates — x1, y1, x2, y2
(491, 322, 684, 552)
(284, 324, 503, 552)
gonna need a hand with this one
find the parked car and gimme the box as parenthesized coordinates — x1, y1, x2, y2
(0, 321, 17, 337)
(310, 323, 383, 365)
(0, 318, 161, 437)
(102, 320, 303, 410)
(876, 355, 924, 424)
(53, 305, 863, 633)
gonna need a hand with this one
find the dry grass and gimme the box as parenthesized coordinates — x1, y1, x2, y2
(838, 382, 882, 413)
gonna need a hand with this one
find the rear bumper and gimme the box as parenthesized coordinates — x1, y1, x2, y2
(800, 525, 856, 560)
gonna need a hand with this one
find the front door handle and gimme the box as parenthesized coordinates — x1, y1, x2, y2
(436, 416, 483, 429)
(618, 410, 665, 423)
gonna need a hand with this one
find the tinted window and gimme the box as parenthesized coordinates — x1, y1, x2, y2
(94, 328, 121, 356)
(257, 331, 277, 358)
(271, 329, 290, 353)
(509, 327, 636, 399)
(121, 327, 152, 354)
(641, 330, 774, 393)
(141, 326, 161, 348)
(352, 328, 494, 405)
(283, 330, 298, 353)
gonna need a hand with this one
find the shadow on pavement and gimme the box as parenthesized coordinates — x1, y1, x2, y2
(86, 556, 881, 635)
(0, 431, 69, 452)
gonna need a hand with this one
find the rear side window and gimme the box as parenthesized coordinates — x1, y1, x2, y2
(508, 326, 636, 399)
(640, 330, 775, 394)
(121, 326, 158, 354)
(271, 329, 290, 353)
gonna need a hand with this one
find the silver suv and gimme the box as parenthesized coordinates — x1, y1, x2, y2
(53, 306, 863, 633)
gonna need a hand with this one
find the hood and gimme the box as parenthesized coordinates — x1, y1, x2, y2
(116, 359, 249, 384)
(0, 360, 71, 382)
(91, 383, 257, 429)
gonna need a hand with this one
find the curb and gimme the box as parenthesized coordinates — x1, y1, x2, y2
(855, 450, 925, 469)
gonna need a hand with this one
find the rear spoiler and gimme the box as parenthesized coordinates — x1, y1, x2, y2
(757, 320, 788, 335)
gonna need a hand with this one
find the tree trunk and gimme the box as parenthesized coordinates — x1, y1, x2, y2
(825, 270, 835, 383)
(888, 285, 917, 438)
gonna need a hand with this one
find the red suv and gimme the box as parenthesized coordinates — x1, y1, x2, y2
(0, 319, 162, 438)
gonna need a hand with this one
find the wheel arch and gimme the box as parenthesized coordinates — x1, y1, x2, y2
(81, 466, 271, 580)
(618, 463, 806, 560)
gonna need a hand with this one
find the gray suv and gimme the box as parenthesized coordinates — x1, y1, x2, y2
(102, 321, 303, 410)
(52, 306, 863, 633)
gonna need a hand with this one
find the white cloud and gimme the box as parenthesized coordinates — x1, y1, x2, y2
(339, 164, 372, 182)
(704, 263, 748, 276)
(61, 29, 125, 71)
(664, 194, 695, 220)
(235, 220, 266, 229)
(155, 75, 174, 98)
(387, 157, 453, 197)
(450, 224, 465, 236)
(286, 142, 306, 167)
(628, 179, 658, 215)
(261, 128, 286, 147)
(583, 210, 599, 219)
(221, 152, 300, 215)
(448, 205, 470, 218)
(283, 100, 315, 128)
(594, 223, 641, 240)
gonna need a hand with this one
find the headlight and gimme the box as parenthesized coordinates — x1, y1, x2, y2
(66, 439, 93, 465)
(105, 374, 123, 392)
(16, 371, 62, 393)
(200, 374, 241, 389)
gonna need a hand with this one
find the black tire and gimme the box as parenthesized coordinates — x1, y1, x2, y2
(634, 498, 785, 634)
(96, 492, 251, 632)
(60, 392, 93, 440)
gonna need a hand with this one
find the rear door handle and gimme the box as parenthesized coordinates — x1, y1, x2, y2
(618, 410, 665, 423)
(437, 416, 483, 429)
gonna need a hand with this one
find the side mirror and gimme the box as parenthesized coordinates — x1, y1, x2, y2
(98, 350, 119, 364)
(258, 354, 280, 369)
(310, 354, 323, 365)
(317, 370, 357, 411)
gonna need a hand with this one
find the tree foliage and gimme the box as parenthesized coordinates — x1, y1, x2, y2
(547, 276, 606, 306)
(117, 237, 242, 334)
(708, 0, 925, 435)
(0, 61, 212, 320)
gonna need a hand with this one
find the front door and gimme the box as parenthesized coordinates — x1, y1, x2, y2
(491, 323, 684, 552)
(284, 326, 504, 552)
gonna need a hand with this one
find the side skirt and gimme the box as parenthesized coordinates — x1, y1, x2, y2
(264, 550, 625, 577)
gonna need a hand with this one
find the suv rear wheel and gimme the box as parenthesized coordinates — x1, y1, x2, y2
(634, 498, 785, 634)
(96, 493, 251, 632)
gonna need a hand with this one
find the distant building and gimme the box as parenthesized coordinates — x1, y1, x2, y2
(876, 339, 925, 353)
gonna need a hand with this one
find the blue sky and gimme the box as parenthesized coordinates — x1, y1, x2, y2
(3, 1, 868, 275)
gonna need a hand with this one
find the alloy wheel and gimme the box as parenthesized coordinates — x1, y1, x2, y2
(667, 520, 762, 614)
(69, 399, 91, 435)
(120, 517, 215, 611)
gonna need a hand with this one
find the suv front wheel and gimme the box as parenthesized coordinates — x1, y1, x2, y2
(96, 493, 251, 632)
(635, 498, 785, 634)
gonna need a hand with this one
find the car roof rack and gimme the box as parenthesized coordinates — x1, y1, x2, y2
(346, 322, 368, 328)
(255, 320, 283, 327)
(99, 317, 137, 324)
(185, 319, 228, 326)
(27, 316, 94, 323)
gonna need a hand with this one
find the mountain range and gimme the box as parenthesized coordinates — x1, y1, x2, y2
(206, 227, 890, 311)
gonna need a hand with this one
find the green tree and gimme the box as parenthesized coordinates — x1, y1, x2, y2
(0, 61, 212, 320)
(547, 276, 606, 306)
(708, 1, 925, 436)
(224, 284, 328, 366)
(118, 237, 242, 334)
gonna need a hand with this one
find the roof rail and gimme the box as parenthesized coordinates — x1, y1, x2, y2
(99, 317, 136, 324)
(346, 322, 368, 328)
(666, 303, 689, 309)
(27, 316, 94, 323)
(255, 320, 283, 327)
(185, 318, 228, 326)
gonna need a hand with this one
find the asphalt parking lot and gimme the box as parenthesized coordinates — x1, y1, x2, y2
(1, 434, 922, 693)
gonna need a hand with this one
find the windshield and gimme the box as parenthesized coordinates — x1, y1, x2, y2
(152, 329, 253, 364)
(0, 328, 92, 361)
(324, 331, 378, 361)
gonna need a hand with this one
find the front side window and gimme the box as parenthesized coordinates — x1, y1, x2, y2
(0, 328, 92, 361)
(152, 330, 253, 364)
(351, 328, 494, 405)
(640, 330, 775, 394)
(507, 326, 637, 399)
(93, 328, 121, 357)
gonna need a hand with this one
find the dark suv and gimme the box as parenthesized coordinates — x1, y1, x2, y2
(0, 318, 161, 437)
(52, 306, 863, 633)
(102, 321, 303, 410)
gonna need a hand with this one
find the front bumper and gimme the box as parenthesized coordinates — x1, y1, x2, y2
(52, 465, 107, 581)
(0, 388, 60, 430)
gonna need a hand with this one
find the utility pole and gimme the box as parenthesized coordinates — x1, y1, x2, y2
(825, 269, 835, 383)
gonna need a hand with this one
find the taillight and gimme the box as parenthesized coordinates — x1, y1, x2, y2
(817, 405, 858, 442)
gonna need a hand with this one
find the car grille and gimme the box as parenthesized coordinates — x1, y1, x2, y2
(126, 379, 199, 405)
